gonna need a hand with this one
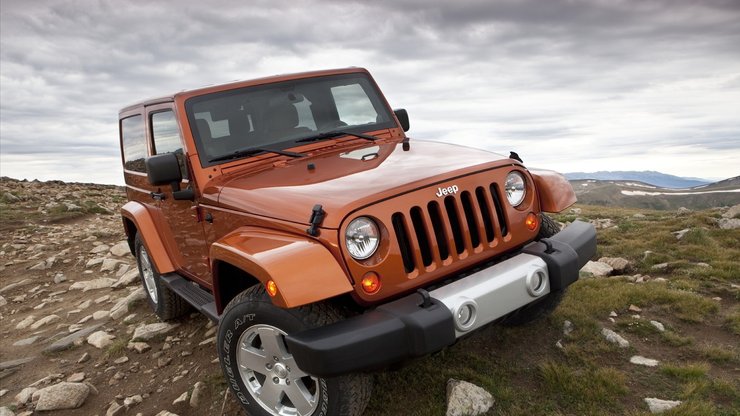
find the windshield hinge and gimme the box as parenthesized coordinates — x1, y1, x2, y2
(306, 204, 326, 237)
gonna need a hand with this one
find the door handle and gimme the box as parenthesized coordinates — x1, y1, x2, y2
(150, 191, 166, 201)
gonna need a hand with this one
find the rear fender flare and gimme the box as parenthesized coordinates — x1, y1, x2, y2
(120, 201, 175, 274)
(211, 227, 353, 309)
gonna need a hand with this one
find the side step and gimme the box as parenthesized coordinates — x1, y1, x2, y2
(161, 274, 220, 322)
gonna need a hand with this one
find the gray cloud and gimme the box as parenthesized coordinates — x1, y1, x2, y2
(1, 0, 739, 184)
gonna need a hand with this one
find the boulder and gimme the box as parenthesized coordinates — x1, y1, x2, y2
(110, 241, 130, 257)
(581, 261, 613, 277)
(598, 257, 630, 272)
(33, 382, 90, 411)
(445, 379, 494, 416)
(718, 218, 740, 230)
(644, 398, 682, 414)
(14, 387, 38, 405)
(132, 322, 179, 341)
(630, 356, 659, 367)
(30, 314, 60, 330)
(69, 278, 116, 292)
(87, 331, 116, 349)
(112, 269, 139, 289)
(601, 328, 629, 348)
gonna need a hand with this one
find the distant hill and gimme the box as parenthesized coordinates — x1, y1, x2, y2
(565, 171, 711, 189)
(570, 176, 740, 210)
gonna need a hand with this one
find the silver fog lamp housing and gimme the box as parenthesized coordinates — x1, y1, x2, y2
(505, 171, 526, 206)
(345, 217, 380, 260)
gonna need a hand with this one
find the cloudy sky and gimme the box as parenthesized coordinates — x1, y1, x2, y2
(1, 0, 739, 185)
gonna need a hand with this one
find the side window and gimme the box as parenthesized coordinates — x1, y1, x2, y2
(121, 115, 146, 172)
(151, 110, 188, 179)
(331, 84, 379, 125)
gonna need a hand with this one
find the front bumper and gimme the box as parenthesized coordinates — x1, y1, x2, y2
(285, 220, 596, 377)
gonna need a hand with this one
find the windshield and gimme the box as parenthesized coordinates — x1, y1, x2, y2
(185, 73, 395, 166)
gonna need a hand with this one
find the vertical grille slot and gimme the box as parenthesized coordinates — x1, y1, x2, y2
(475, 186, 495, 242)
(444, 196, 465, 254)
(490, 183, 509, 236)
(460, 191, 481, 248)
(409, 207, 433, 267)
(427, 201, 449, 261)
(392, 213, 415, 273)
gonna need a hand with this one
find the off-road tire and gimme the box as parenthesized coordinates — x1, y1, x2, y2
(134, 234, 189, 320)
(218, 285, 372, 416)
(502, 214, 566, 326)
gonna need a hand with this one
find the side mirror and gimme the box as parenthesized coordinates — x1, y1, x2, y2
(145, 153, 193, 200)
(394, 109, 410, 132)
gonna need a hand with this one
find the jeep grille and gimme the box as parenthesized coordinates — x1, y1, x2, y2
(391, 184, 509, 274)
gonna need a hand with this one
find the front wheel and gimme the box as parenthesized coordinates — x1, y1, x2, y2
(218, 285, 372, 416)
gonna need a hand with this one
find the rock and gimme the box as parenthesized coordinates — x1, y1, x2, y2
(101, 258, 124, 272)
(630, 356, 659, 367)
(87, 331, 116, 349)
(155, 411, 179, 416)
(53, 273, 67, 284)
(609, 311, 618, 317)
(30, 314, 60, 330)
(13, 336, 41, 346)
(109, 301, 129, 320)
(15, 315, 36, 330)
(114, 356, 129, 365)
(77, 352, 91, 363)
(93, 310, 111, 320)
(672, 228, 690, 240)
(650, 320, 665, 332)
(677, 207, 691, 215)
(0, 390, 6, 398)
(555, 339, 564, 349)
(106, 401, 124, 416)
(189, 382, 206, 408)
(0, 406, 13, 416)
(581, 261, 613, 277)
(95, 295, 111, 304)
(45, 321, 108, 353)
(651, 262, 669, 270)
(598, 257, 630, 272)
(601, 328, 629, 348)
(563, 320, 574, 336)
(33, 382, 90, 411)
(718, 218, 740, 230)
(85, 257, 105, 268)
(127, 342, 151, 353)
(90, 244, 110, 254)
(112, 269, 139, 289)
(132, 322, 179, 341)
(67, 372, 86, 382)
(628, 304, 642, 313)
(0, 295, 6, 307)
(173, 391, 189, 405)
(0, 356, 35, 370)
(69, 278, 117, 292)
(14, 387, 38, 405)
(644, 397, 682, 414)
(110, 241, 130, 257)
(446, 379, 494, 416)
(124, 394, 143, 408)
(722, 204, 740, 219)
(633, 213, 646, 218)
(0, 278, 32, 294)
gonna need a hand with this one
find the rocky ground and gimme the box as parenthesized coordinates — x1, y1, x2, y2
(0, 178, 242, 415)
(1, 177, 738, 415)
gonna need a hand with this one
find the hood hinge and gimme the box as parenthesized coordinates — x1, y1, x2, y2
(306, 204, 326, 237)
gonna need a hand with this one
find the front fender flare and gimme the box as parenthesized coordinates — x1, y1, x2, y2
(211, 227, 353, 309)
(529, 169, 577, 213)
(121, 201, 175, 274)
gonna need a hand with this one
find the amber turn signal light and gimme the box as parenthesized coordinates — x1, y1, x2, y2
(525, 212, 539, 231)
(266, 280, 278, 297)
(361, 272, 381, 294)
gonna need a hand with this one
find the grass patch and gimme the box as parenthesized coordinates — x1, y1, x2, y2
(104, 339, 128, 358)
(539, 361, 628, 411)
(661, 331, 694, 347)
(725, 311, 740, 336)
(696, 344, 739, 365)
(660, 362, 709, 382)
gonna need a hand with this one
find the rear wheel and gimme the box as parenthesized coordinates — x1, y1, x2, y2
(502, 214, 566, 326)
(134, 234, 189, 320)
(218, 285, 372, 416)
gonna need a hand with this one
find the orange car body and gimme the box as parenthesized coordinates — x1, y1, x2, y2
(118, 67, 579, 315)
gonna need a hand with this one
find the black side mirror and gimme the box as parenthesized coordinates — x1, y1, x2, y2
(394, 109, 410, 132)
(145, 153, 194, 200)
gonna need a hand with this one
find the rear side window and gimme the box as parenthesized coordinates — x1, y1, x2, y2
(121, 115, 146, 172)
(151, 110, 188, 179)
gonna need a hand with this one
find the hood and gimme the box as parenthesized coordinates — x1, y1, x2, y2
(214, 140, 516, 228)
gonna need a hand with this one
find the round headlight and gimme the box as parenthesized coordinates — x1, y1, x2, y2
(345, 217, 380, 260)
(505, 171, 526, 206)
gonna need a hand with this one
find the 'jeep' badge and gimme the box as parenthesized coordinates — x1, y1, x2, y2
(435, 185, 459, 197)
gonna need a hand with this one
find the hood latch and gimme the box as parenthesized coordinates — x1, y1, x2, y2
(306, 204, 326, 237)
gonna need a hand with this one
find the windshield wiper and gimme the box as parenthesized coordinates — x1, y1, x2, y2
(296, 130, 379, 143)
(209, 147, 305, 163)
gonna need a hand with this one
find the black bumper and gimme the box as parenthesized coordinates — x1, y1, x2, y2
(285, 220, 596, 378)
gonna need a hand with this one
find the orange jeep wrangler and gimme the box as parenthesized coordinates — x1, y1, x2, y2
(118, 68, 596, 416)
